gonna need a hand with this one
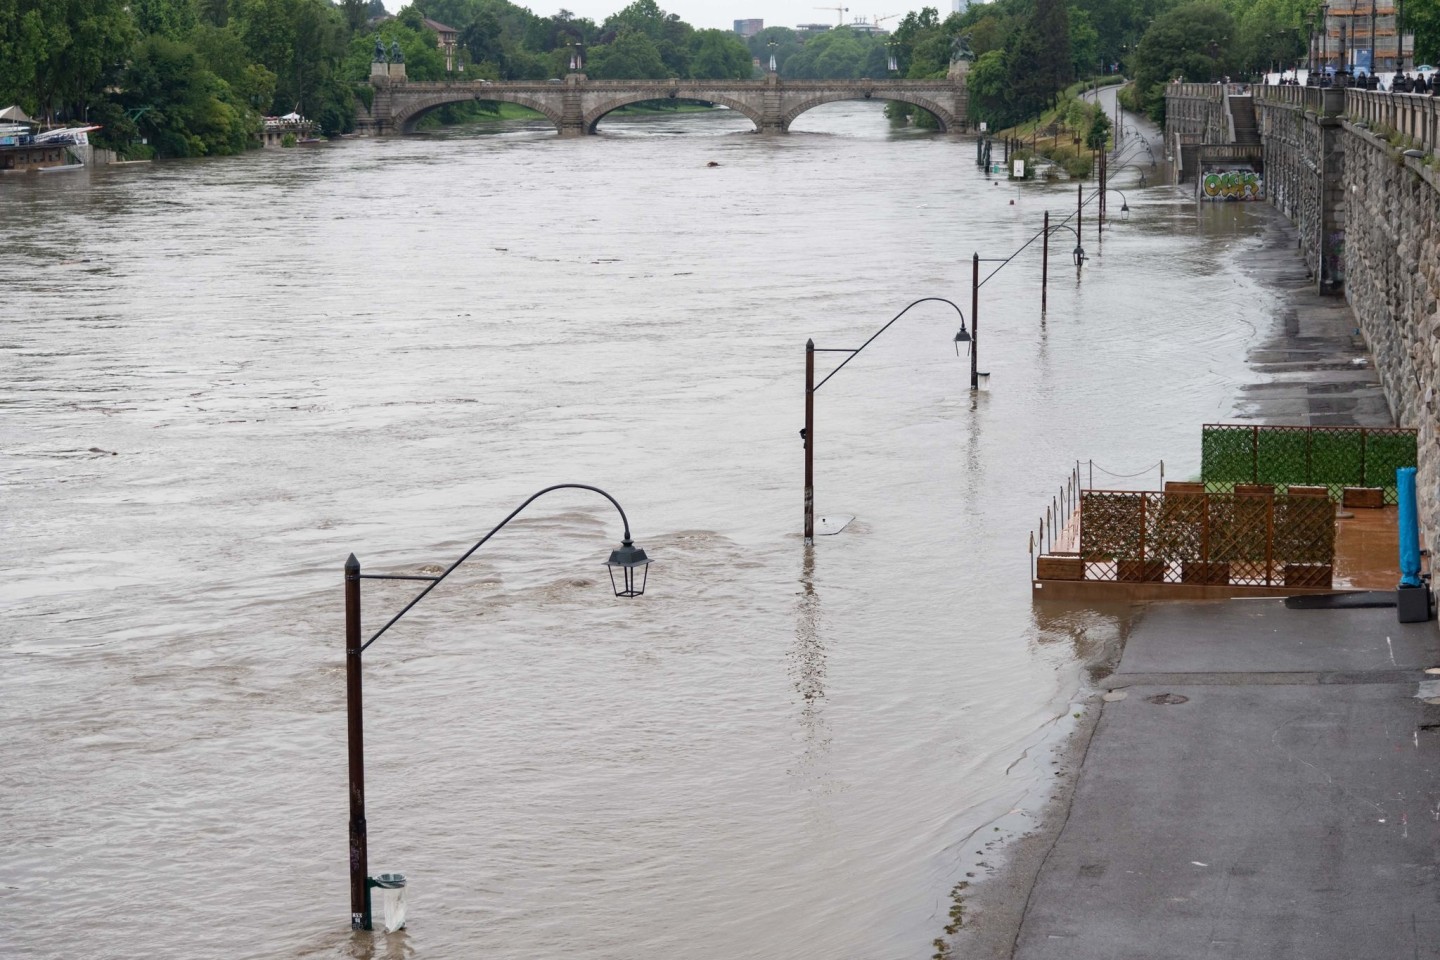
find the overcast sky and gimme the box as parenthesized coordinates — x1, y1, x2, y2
(384, 0, 942, 35)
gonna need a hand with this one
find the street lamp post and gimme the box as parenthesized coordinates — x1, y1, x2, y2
(343, 484, 651, 930)
(769, 39, 779, 74)
(1040, 219, 1087, 305)
(802, 298, 970, 543)
(1369, 0, 1377, 82)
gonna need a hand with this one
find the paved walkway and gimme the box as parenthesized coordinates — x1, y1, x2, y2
(1012, 601, 1440, 960)
(954, 129, 1439, 958)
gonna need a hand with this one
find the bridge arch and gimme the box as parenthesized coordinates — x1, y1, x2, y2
(583, 91, 765, 134)
(783, 90, 955, 132)
(392, 91, 565, 134)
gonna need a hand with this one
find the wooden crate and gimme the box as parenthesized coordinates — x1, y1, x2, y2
(1235, 483, 1275, 497)
(1284, 563, 1333, 588)
(1286, 485, 1329, 498)
(1165, 481, 1205, 493)
(1342, 487, 1385, 508)
(1118, 559, 1167, 582)
(1181, 560, 1231, 585)
(1036, 555, 1085, 580)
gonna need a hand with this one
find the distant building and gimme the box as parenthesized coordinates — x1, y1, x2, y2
(795, 23, 832, 32)
(1313, 0, 1412, 73)
(422, 18, 459, 72)
(844, 18, 888, 34)
(734, 19, 764, 37)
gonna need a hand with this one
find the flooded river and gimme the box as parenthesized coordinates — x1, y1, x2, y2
(2, 103, 1276, 959)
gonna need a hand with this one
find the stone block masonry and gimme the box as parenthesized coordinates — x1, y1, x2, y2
(1176, 83, 1440, 555)
(1340, 128, 1440, 548)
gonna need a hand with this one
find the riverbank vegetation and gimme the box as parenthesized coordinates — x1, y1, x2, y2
(1, 0, 1435, 158)
(997, 81, 1118, 177)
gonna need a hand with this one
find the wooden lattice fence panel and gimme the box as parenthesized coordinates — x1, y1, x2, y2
(1364, 428, 1419, 504)
(1076, 490, 1336, 587)
(1201, 424, 1416, 503)
(1201, 425, 1255, 492)
(1308, 427, 1365, 497)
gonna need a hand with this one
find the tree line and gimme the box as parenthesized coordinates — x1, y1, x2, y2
(2, 0, 1435, 156)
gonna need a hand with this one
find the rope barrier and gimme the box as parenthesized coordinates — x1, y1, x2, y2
(1086, 459, 1165, 479)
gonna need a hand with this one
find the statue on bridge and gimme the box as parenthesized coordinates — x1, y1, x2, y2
(950, 33, 976, 63)
(374, 37, 387, 62)
(390, 40, 404, 64)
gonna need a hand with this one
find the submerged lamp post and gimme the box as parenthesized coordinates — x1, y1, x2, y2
(344, 484, 650, 931)
(1040, 220, 1087, 304)
(802, 297, 969, 543)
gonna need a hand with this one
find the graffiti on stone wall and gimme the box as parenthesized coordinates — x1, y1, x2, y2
(1201, 167, 1264, 201)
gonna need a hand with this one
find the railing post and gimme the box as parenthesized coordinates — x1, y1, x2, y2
(1265, 496, 1275, 586)
(1201, 494, 1210, 564)
(1139, 492, 1147, 561)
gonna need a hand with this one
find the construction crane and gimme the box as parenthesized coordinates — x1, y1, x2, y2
(872, 12, 900, 26)
(815, 5, 849, 26)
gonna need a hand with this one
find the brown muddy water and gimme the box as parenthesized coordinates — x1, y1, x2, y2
(1, 102, 1280, 959)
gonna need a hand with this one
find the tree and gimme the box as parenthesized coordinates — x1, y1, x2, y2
(119, 34, 256, 156)
(688, 29, 750, 79)
(589, 28, 666, 78)
(1131, 3, 1237, 121)
(1086, 109, 1110, 148)
(7, 0, 137, 121)
(1033, 0, 1074, 96)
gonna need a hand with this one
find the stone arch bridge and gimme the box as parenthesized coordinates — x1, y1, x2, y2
(358, 73, 970, 137)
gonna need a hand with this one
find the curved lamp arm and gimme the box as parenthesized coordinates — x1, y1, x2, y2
(813, 297, 968, 392)
(357, 483, 640, 652)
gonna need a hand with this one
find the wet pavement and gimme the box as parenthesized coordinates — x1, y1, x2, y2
(1013, 600, 1440, 960)
(951, 114, 1440, 958)
(1236, 217, 1394, 427)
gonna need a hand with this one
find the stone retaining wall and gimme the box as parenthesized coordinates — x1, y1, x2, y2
(1253, 90, 1347, 290)
(1177, 83, 1439, 550)
(1339, 126, 1440, 544)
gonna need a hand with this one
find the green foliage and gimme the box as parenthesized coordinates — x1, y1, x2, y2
(1086, 109, 1111, 148)
(281, 130, 297, 145)
(590, 29, 668, 79)
(745, 26, 801, 73)
(0, 0, 137, 120)
(688, 29, 752, 80)
(3, 0, 1187, 154)
(783, 26, 871, 79)
(1131, 2, 1238, 121)
(119, 33, 258, 156)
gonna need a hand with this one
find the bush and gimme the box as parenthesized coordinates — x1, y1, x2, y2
(281, 132, 297, 147)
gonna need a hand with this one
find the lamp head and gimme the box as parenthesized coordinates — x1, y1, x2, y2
(606, 539, 651, 598)
(1073, 244, 1086, 265)
(953, 325, 972, 356)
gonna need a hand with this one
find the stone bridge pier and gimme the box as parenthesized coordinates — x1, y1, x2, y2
(358, 73, 970, 137)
